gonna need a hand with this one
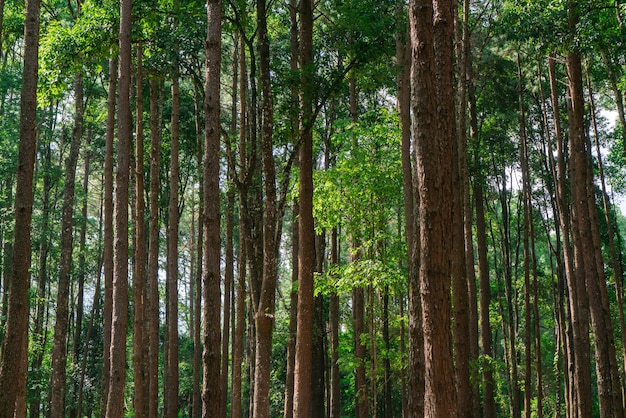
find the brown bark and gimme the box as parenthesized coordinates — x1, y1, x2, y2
(409, 0, 458, 415)
(253, 0, 279, 414)
(133, 41, 147, 418)
(164, 70, 181, 418)
(231, 33, 247, 418)
(312, 234, 326, 418)
(567, 29, 624, 416)
(0, 0, 40, 412)
(353, 282, 368, 418)
(101, 54, 117, 415)
(192, 80, 204, 418)
(587, 68, 626, 410)
(50, 71, 84, 418)
(222, 187, 234, 417)
(292, 0, 315, 412)
(147, 77, 162, 418)
(202, 0, 223, 413)
(105, 0, 132, 412)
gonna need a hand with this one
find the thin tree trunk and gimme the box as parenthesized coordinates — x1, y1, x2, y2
(284, 202, 299, 418)
(50, 71, 84, 418)
(202, 0, 223, 412)
(101, 54, 117, 415)
(222, 187, 235, 415)
(147, 77, 162, 418)
(329, 227, 340, 418)
(165, 68, 181, 418)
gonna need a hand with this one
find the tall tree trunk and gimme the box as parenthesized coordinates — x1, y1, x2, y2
(587, 67, 626, 411)
(312, 234, 326, 418)
(253, 0, 279, 414)
(101, 54, 117, 415)
(397, 17, 421, 418)
(192, 79, 204, 418)
(548, 54, 592, 418)
(106, 0, 132, 412)
(567, 5, 624, 414)
(50, 71, 84, 418)
(292, 0, 315, 412)
(147, 77, 162, 418)
(409, 0, 458, 416)
(165, 68, 181, 418)
(0, 0, 40, 411)
(231, 33, 247, 418)
(133, 41, 147, 418)
(202, 0, 223, 413)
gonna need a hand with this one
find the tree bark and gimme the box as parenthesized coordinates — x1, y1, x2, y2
(0, 0, 40, 412)
(147, 77, 162, 418)
(292, 0, 315, 413)
(409, 0, 458, 415)
(202, 0, 223, 413)
(105, 0, 132, 412)
(165, 68, 181, 418)
(133, 41, 147, 418)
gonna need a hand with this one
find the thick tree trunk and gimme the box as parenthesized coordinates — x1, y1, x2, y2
(567, 36, 624, 417)
(105, 0, 132, 412)
(202, 0, 223, 413)
(165, 70, 181, 418)
(0, 0, 40, 412)
(409, 0, 458, 416)
(133, 41, 147, 418)
(292, 0, 315, 413)
(50, 71, 84, 418)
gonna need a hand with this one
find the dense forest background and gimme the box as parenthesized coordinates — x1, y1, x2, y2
(1, 0, 626, 416)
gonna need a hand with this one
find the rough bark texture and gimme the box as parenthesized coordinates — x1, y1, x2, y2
(132, 41, 147, 418)
(105, 0, 132, 413)
(292, 0, 315, 413)
(50, 72, 84, 418)
(0, 0, 40, 412)
(409, 0, 458, 416)
(202, 0, 223, 413)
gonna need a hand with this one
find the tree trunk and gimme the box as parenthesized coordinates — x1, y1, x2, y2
(147, 77, 162, 418)
(292, 0, 315, 413)
(105, 0, 132, 412)
(567, 30, 624, 416)
(284, 202, 299, 418)
(165, 69, 181, 418)
(202, 0, 223, 413)
(133, 41, 147, 418)
(101, 54, 117, 415)
(50, 71, 84, 418)
(409, 0, 458, 415)
(0, 0, 40, 412)
(548, 54, 592, 418)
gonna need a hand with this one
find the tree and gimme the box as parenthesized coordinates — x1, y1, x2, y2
(408, 0, 458, 416)
(0, 0, 41, 413)
(202, 0, 222, 413)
